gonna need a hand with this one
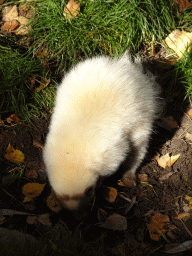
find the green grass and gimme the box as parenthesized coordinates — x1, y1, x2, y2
(173, 47, 192, 100)
(0, 39, 55, 123)
(1, 0, 191, 122)
(30, 0, 178, 71)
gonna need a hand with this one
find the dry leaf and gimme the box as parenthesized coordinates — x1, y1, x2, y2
(0, 0, 5, 5)
(157, 153, 180, 168)
(0, 119, 4, 126)
(1, 20, 20, 32)
(175, 212, 190, 220)
(6, 114, 20, 123)
(117, 179, 127, 186)
(185, 195, 192, 204)
(185, 132, 192, 142)
(15, 16, 31, 35)
(28, 75, 36, 87)
(36, 78, 50, 92)
(100, 213, 127, 230)
(175, 0, 192, 12)
(187, 108, 192, 118)
(22, 183, 46, 198)
(165, 30, 192, 58)
(2, 5, 18, 21)
(162, 116, 179, 129)
(63, 0, 80, 20)
(105, 187, 118, 203)
(138, 173, 148, 182)
(146, 213, 170, 241)
(5, 144, 25, 163)
(10, 114, 20, 123)
(46, 194, 62, 212)
(33, 139, 44, 150)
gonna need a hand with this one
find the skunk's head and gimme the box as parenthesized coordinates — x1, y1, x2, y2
(43, 140, 99, 211)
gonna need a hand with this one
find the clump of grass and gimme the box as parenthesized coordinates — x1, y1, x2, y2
(30, 0, 178, 72)
(0, 0, 179, 121)
(173, 47, 192, 100)
(0, 43, 44, 120)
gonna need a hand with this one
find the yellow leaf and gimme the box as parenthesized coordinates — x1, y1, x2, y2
(106, 187, 118, 203)
(146, 213, 170, 241)
(15, 16, 31, 35)
(175, 212, 190, 220)
(22, 183, 46, 198)
(157, 153, 180, 168)
(10, 114, 20, 123)
(5, 144, 25, 163)
(6, 117, 13, 123)
(167, 154, 181, 167)
(164, 30, 192, 58)
(36, 84, 44, 92)
(185, 195, 192, 204)
(187, 108, 192, 118)
(63, 0, 80, 21)
(46, 194, 62, 212)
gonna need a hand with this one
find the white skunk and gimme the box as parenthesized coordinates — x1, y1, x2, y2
(43, 54, 159, 210)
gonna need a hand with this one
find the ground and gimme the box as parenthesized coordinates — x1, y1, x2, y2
(0, 61, 192, 255)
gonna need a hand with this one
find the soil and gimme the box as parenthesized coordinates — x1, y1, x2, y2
(0, 61, 192, 256)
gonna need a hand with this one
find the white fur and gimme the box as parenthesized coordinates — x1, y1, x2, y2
(43, 55, 159, 210)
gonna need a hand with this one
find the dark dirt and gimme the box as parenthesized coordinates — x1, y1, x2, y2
(0, 62, 192, 256)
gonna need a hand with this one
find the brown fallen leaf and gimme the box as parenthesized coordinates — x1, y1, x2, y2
(22, 183, 46, 198)
(5, 144, 25, 163)
(1, 20, 20, 32)
(2, 5, 18, 21)
(104, 187, 118, 203)
(63, 0, 80, 21)
(0, 0, 5, 5)
(36, 77, 50, 92)
(138, 173, 148, 182)
(33, 139, 44, 150)
(46, 194, 62, 212)
(146, 212, 170, 241)
(157, 153, 180, 168)
(175, 212, 191, 220)
(175, 0, 192, 12)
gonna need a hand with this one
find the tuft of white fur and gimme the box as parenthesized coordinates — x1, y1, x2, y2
(43, 55, 159, 210)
